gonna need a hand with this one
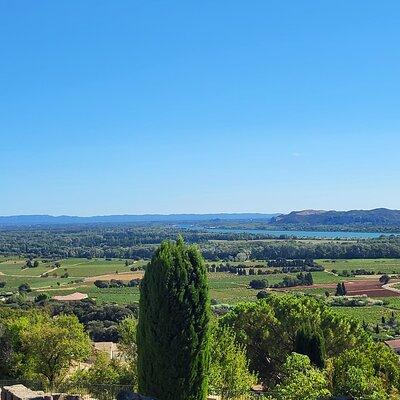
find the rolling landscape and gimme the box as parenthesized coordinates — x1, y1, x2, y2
(2, 212, 400, 324)
(2, 215, 400, 399)
(2, 1, 400, 399)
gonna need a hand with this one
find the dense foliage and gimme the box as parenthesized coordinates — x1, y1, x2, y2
(208, 323, 256, 398)
(221, 294, 400, 398)
(1, 224, 400, 261)
(137, 237, 211, 400)
(0, 309, 91, 388)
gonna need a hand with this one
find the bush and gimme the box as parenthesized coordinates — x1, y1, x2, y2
(34, 293, 49, 303)
(94, 280, 110, 288)
(18, 283, 31, 293)
(249, 279, 268, 289)
(257, 290, 269, 299)
(379, 274, 390, 285)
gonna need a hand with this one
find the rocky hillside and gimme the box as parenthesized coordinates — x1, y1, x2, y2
(270, 208, 400, 228)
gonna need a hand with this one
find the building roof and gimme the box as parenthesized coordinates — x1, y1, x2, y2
(94, 341, 121, 359)
(385, 339, 400, 351)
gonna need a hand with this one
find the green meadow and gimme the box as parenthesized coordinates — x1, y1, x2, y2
(317, 258, 400, 274)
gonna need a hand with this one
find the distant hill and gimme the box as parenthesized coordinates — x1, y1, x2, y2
(270, 208, 400, 228)
(0, 213, 278, 227)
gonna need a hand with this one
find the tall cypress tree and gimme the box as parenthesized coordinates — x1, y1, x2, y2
(295, 324, 326, 369)
(137, 237, 211, 400)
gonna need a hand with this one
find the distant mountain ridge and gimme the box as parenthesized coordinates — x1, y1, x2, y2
(270, 208, 400, 227)
(0, 213, 278, 227)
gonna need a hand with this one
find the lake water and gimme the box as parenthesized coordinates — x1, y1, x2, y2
(181, 225, 399, 239)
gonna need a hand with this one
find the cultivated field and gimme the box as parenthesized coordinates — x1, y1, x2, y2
(317, 258, 400, 274)
(2, 257, 400, 325)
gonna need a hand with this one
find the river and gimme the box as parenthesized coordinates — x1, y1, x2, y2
(180, 225, 399, 239)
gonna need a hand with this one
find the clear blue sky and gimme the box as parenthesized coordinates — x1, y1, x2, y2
(1, 1, 400, 216)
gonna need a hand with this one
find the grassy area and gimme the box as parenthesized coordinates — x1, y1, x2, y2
(317, 258, 400, 274)
(1, 257, 400, 321)
(333, 305, 399, 325)
(60, 259, 146, 277)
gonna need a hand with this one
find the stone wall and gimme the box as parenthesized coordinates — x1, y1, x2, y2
(0, 385, 84, 400)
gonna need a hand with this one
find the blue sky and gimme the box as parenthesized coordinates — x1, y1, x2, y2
(1, 1, 400, 216)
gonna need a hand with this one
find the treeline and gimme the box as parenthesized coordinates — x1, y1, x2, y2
(0, 225, 272, 259)
(94, 278, 141, 289)
(267, 258, 324, 272)
(1, 225, 400, 261)
(201, 238, 400, 260)
(10, 297, 138, 342)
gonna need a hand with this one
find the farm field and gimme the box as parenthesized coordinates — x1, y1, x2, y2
(317, 258, 400, 274)
(2, 257, 400, 326)
(333, 304, 400, 325)
(0, 257, 146, 293)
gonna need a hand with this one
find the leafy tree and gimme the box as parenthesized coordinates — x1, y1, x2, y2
(137, 237, 211, 400)
(249, 279, 268, 289)
(21, 314, 91, 389)
(0, 321, 15, 378)
(305, 272, 313, 285)
(34, 293, 49, 303)
(272, 353, 330, 400)
(379, 274, 390, 285)
(118, 317, 138, 390)
(222, 294, 368, 383)
(332, 344, 400, 399)
(69, 352, 134, 400)
(208, 324, 256, 399)
(256, 290, 269, 299)
(18, 283, 31, 293)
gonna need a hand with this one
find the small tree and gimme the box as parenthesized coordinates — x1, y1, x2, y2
(69, 352, 131, 400)
(21, 315, 91, 389)
(118, 317, 138, 389)
(18, 283, 31, 293)
(257, 290, 269, 299)
(34, 293, 49, 303)
(335, 282, 347, 296)
(341, 282, 347, 295)
(249, 279, 268, 290)
(379, 274, 390, 285)
(208, 324, 257, 399)
(273, 353, 331, 400)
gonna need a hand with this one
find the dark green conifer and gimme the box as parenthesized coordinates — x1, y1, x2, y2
(295, 324, 326, 368)
(137, 237, 211, 400)
(341, 282, 347, 295)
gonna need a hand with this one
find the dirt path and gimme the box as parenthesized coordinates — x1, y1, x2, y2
(84, 271, 144, 283)
(36, 285, 87, 292)
(382, 281, 400, 294)
(40, 267, 59, 276)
